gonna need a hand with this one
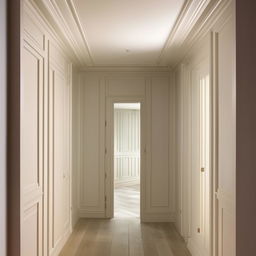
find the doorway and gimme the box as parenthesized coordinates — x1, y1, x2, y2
(113, 103, 141, 218)
(105, 99, 144, 219)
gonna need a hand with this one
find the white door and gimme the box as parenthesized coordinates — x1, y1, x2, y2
(48, 44, 71, 255)
(189, 59, 211, 256)
(21, 39, 44, 256)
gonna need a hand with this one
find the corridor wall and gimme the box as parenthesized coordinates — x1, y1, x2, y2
(174, 2, 236, 256)
(21, 1, 78, 255)
(74, 71, 176, 222)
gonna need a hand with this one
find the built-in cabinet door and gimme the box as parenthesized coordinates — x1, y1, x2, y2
(22, 3, 72, 256)
(214, 7, 236, 256)
(189, 58, 210, 256)
(21, 40, 44, 256)
(48, 45, 70, 255)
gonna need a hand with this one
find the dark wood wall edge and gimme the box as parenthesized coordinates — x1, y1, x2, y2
(236, 0, 256, 255)
(7, 0, 21, 255)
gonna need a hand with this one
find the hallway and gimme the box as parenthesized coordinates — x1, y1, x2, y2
(60, 219, 191, 256)
(17, 0, 236, 256)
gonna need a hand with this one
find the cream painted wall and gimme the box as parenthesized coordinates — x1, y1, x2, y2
(0, 1, 7, 255)
(174, 2, 236, 256)
(75, 71, 176, 221)
(71, 66, 80, 227)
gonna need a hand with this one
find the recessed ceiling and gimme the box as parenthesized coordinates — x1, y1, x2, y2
(72, 0, 185, 66)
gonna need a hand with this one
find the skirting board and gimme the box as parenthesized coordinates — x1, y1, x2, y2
(187, 238, 208, 256)
(50, 227, 71, 256)
(141, 212, 175, 222)
(79, 209, 106, 218)
(72, 210, 79, 229)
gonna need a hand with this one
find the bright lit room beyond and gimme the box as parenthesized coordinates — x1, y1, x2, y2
(114, 103, 141, 219)
(19, 0, 236, 256)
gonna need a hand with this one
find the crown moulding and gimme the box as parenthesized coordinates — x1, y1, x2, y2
(29, 0, 93, 66)
(29, 0, 231, 69)
(159, 0, 233, 67)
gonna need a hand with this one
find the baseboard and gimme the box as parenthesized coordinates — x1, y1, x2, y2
(72, 209, 79, 229)
(141, 212, 175, 222)
(187, 238, 208, 256)
(79, 209, 105, 218)
(50, 227, 71, 256)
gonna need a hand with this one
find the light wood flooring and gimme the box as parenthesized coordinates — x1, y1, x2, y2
(59, 218, 191, 256)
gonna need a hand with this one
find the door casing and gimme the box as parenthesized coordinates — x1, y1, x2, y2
(105, 97, 146, 219)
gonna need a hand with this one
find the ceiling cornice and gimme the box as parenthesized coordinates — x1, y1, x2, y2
(29, 0, 232, 69)
(157, 0, 211, 64)
(80, 66, 172, 73)
(159, 0, 233, 67)
(30, 0, 93, 66)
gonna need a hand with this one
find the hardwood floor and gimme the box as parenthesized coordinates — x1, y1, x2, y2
(59, 218, 191, 256)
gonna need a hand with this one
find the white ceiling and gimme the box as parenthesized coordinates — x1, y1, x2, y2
(72, 0, 185, 66)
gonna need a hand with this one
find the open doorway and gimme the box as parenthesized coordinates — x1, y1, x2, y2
(113, 103, 140, 218)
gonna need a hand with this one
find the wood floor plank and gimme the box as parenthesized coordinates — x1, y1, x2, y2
(59, 220, 87, 256)
(140, 223, 160, 256)
(75, 220, 102, 256)
(60, 219, 191, 256)
(128, 219, 144, 256)
(89, 220, 113, 256)
(110, 219, 129, 256)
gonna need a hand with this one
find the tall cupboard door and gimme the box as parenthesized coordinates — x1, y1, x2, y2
(48, 42, 71, 255)
(189, 57, 210, 256)
(21, 14, 46, 256)
(214, 7, 236, 256)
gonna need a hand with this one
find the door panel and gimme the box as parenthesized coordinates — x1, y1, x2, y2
(215, 12, 236, 256)
(188, 58, 210, 256)
(48, 43, 70, 254)
(21, 42, 44, 256)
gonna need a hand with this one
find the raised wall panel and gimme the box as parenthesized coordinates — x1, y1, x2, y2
(150, 78, 169, 208)
(48, 42, 71, 255)
(22, 45, 43, 194)
(107, 78, 145, 97)
(79, 75, 105, 216)
(22, 3, 73, 256)
(22, 203, 42, 256)
(78, 73, 174, 221)
(188, 57, 211, 256)
(21, 39, 44, 256)
(174, 36, 212, 256)
(71, 67, 80, 227)
(215, 11, 236, 256)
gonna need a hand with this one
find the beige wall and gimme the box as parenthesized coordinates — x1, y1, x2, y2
(75, 71, 176, 221)
(174, 2, 236, 256)
(0, 0, 7, 255)
(21, 2, 74, 255)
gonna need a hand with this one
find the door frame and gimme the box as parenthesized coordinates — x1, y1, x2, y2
(105, 96, 146, 219)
